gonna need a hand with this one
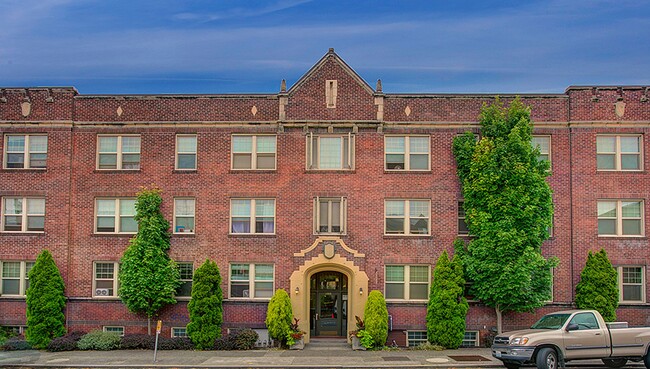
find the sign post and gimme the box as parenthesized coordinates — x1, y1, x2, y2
(153, 320, 162, 362)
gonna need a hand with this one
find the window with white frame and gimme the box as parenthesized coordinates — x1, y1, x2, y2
(97, 135, 141, 170)
(532, 135, 551, 165)
(103, 326, 124, 336)
(95, 198, 137, 234)
(385, 199, 430, 235)
(597, 200, 644, 236)
(174, 198, 195, 234)
(462, 331, 480, 347)
(4, 134, 47, 169)
(2, 197, 45, 232)
(458, 201, 469, 235)
(1, 326, 27, 335)
(306, 133, 354, 170)
(93, 262, 119, 298)
(176, 263, 193, 298)
(176, 135, 197, 170)
(314, 197, 346, 234)
(385, 265, 429, 301)
(406, 331, 428, 347)
(232, 135, 276, 170)
(172, 327, 188, 338)
(230, 199, 275, 234)
(230, 263, 274, 299)
(597, 135, 642, 171)
(385, 136, 430, 171)
(618, 266, 645, 303)
(0, 261, 34, 296)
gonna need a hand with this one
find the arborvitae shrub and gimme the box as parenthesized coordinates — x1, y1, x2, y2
(25, 250, 66, 349)
(187, 259, 223, 350)
(426, 249, 469, 349)
(364, 290, 389, 348)
(265, 289, 293, 347)
(77, 331, 121, 351)
(575, 249, 619, 321)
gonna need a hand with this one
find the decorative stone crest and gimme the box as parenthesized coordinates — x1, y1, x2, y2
(116, 106, 124, 117)
(323, 242, 336, 259)
(21, 102, 31, 117)
(615, 101, 626, 118)
(404, 106, 411, 117)
(251, 105, 258, 116)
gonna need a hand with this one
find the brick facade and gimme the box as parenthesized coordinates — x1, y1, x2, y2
(1, 49, 649, 344)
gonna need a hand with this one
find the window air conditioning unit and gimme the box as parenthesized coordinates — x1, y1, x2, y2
(95, 288, 110, 296)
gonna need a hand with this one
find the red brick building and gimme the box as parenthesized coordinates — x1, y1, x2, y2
(1, 49, 649, 346)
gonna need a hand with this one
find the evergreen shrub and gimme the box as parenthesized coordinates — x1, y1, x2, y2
(265, 289, 293, 347)
(47, 331, 86, 352)
(187, 259, 223, 350)
(77, 331, 121, 351)
(363, 290, 388, 348)
(575, 249, 619, 321)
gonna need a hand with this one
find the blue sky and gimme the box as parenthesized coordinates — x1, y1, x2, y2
(1, 0, 648, 94)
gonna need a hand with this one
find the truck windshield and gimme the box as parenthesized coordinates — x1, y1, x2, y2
(531, 314, 571, 329)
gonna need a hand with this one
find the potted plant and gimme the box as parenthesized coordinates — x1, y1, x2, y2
(287, 317, 305, 350)
(349, 316, 372, 350)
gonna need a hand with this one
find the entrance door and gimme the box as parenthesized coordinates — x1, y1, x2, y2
(310, 271, 348, 337)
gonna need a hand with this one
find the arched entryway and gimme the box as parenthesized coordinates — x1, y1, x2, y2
(310, 271, 348, 337)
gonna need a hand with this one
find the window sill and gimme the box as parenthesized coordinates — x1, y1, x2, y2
(173, 232, 195, 237)
(0, 295, 26, 300)
(596, 169, 644, 173)
(383, 170, 432, 174)
(93, 169, 141, 173)
(597, 235, 646, 239)
(1, 168, 47, 172)
(173, 169, 198, 174)
(383, 234, 431, 239)
(386, 300, 428, 305)
(1, 231, 45, 236)
(92, 297, 120, 300)
(228, 233, 276, 238)
(314, 233, 347, 237)
(229, 169, 277, 173)
(225, 298, 272, 302)
(175, 297, 191, 301)
(305, 170, 356, 174)
(93, 233, 137, 237)
(618, 301, 647, 305)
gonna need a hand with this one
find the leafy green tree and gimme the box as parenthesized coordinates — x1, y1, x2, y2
(453, 98, 557, 333)
(364, 290, 388, 348)
(25, 250, 66, 349)
(427, 248, 468, 348)
(575, 249, 618, 321)
(187, 259, 223, 349)
(118, 186, 180, 335)
(265, 289, 293, 347)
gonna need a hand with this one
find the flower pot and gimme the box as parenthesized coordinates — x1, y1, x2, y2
(351, 336, 366, 351)
(290, 337, 304, 350)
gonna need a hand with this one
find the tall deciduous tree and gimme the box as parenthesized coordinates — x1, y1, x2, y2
(187, 259, 223, 349)
(25, 250, 66, 349)
(265, 289, 293, 347)
(119, 186, 180, 335)
(453, 98, 557, 333)
(427, 248, 468, 349)
(575, 249, 618, 321)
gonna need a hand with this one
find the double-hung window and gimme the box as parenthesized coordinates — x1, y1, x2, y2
(230, 199, 275, 234)
(93, 262, 119, 298)
(307, 133, 354, 170)
(0, 261, 34, 296)
(175, 263, 193, 298)
(174, 198, 195, 234)
(532, 135, 551, 166)
(385, 136, 430, 170)
(458, 201, 469, 235)
(230, 263, 274, 299)
(618, 266, 645, 303)
(385, 199, 430, 235)
(314, 197, 347, 234)
(176, 135, 197, 170)
(2, 197, 45, 232)
(4, 134, 47, 169)
(597, 135, 642, 171)
(597, 200, 644, 236)
(232, 135, 276, 170)
(385, 265, 429, 301)
(95, 198, 137, 234)
(97, 135, 141, 170)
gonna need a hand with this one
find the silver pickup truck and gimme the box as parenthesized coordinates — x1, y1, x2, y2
(492, 310, 650, 369)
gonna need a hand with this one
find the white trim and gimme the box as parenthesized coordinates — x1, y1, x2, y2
(532, 135, 552, 169)
(175, 134, 197, 170)
(597, 199, 645, 237)
(93, 261, 119, 299)
(384, 264, 430, 302)
(306, 134, 355, 170)
(229, 198, 276, 235)
(228, 263, 274, 300)
(175, 262, 193, 300)
(103, 326, 125, 336)
(1, 197, 45, 233)
(171, 327, 187, 338)
(173, 198, 195, 234)
(596, 134, 643, 171)
(3, 134, 48, 169)
(384, 199, 431, 236)
(96, 134, 141, 170)
(617, 265, 646, 304)
(94, 198, 137, 234)
(384, 135, 431, 171)
(313, 197, 347, 235)
(0, 260, 34, 297)
(231, 134, 277, 170)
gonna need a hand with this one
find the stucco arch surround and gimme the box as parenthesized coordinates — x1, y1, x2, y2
(290, 253, 369, 343)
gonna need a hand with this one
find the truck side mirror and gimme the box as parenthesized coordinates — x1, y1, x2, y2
(566, 323, 579, 332)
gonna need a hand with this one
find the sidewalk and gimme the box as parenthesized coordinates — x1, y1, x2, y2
(0, 346, 644, 368)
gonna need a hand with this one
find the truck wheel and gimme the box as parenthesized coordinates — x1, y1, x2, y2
(504, 363, 521, 369)
(536, 348, 558, 369)
(602, 358, 627, 368)
(644, 354, 650, 369)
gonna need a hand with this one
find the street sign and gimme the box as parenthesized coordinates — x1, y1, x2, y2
(156, 320, 162, 334)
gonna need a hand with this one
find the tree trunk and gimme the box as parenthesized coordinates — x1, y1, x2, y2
(148, 317, 151, 335)
(495, 306, 503, 334)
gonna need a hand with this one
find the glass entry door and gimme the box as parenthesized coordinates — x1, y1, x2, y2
(310, 271, 348, 337)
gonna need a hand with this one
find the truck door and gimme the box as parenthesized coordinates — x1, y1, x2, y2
(563, 312, 609, 359)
